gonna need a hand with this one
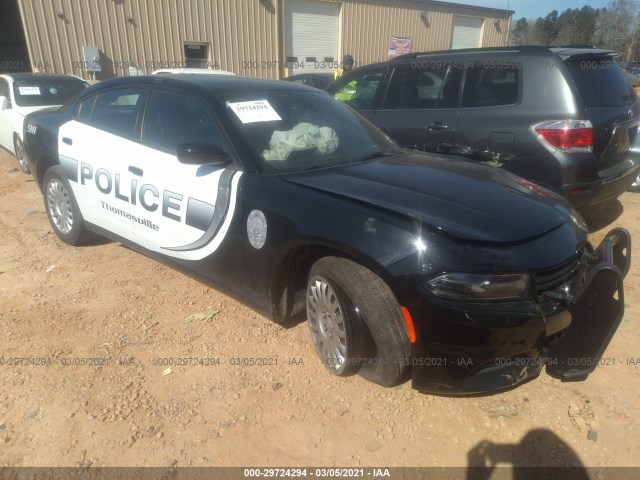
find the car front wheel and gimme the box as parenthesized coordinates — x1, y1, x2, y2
(306, 256, 411, 387)
(43, 166, 91, 245)
(14, 136, 29, 174)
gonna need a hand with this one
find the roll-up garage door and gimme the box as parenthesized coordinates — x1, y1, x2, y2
(450, 16, 483, 50)
(285, 0, 340, 73)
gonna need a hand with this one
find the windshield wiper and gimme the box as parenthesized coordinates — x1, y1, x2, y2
(351, 151, 397, 163)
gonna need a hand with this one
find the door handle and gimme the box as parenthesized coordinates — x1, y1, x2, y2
(128, 166, 143, 176)
(426, 122, 448, 130)
(62, 137, 73, 145)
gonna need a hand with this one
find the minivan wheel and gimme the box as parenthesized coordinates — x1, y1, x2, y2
(14, 137, 30, 174)
(43, 166, 92, 245)
(306, 257, 411, 387)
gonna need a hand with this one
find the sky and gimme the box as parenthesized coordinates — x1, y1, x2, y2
(443, 0, 610, 20)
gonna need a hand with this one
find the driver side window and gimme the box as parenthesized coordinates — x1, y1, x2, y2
(142, 88, 228, 156)
(332, 67, 387, 110)
(91, 88, 143, 138)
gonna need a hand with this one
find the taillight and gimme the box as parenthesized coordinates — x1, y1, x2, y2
(532, 120, 593, 153)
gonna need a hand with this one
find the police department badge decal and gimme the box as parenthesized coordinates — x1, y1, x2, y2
(247, 210, 267, 249)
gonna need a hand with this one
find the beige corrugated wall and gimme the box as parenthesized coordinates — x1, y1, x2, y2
(339, 0, 510, 67)
(16, 0, 510, 80)
(17, 0, 281, 80)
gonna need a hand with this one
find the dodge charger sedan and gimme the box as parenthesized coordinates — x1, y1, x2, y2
(23, 75, 630, 394)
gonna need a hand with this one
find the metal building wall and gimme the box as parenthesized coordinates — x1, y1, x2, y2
(16, 0, 281, 80)
(16, 0, 510, 80)
(339, 0, 511, 66)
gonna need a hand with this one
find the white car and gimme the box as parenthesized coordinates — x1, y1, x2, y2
(0, 73, 88, 173)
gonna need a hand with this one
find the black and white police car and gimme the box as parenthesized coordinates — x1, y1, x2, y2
(23, 75, 631, 394)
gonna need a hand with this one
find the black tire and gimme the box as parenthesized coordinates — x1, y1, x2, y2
(14, 136, 30, 174)
(43, 166, 92, 245)
(306, 256, 411, 387)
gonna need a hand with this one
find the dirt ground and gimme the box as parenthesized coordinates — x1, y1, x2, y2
(0, 147, 639, 471)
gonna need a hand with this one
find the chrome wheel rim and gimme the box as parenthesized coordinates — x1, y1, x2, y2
(15, 139, 28, 172)
(47, 179, 74, 234)
(307, 275, 348, 374)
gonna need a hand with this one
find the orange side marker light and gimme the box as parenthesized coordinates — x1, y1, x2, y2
(400, 306, 416, 344)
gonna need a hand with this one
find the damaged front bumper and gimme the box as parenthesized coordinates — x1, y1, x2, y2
(410, 228, 631, 395)
(546, 228, 630, 381)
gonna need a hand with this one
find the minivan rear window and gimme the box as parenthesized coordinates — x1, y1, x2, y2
(565, 58, 636, 107)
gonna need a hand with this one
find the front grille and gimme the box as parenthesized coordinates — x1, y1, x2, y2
(534, 253, 582, 295)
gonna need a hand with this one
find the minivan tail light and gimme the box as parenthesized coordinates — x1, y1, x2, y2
(532, 120, 593, 153)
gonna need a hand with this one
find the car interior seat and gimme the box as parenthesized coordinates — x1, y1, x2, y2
(397, 71, 420, 108)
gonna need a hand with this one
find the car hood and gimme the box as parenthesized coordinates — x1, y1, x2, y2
(284, 153, 572, 244)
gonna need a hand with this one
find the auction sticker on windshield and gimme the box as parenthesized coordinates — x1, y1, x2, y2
(227, 100, 282, 123)
(18, 86, 41, 95)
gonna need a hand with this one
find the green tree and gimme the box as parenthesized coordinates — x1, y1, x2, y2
(508, 2, 640, 59)
(535, 10, 559, 45)
(555, 6, 599, 46)
(593, 0, 639, 58)
(510, 17, 530, 45)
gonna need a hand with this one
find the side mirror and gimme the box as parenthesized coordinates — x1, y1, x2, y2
(0, 96, 9, 110)
(177, 142, 230, 166)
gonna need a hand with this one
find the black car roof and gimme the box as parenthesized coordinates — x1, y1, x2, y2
(89, 74, 316, 95)
(391, 45, 553, 63)
(390, 45, 618, 63)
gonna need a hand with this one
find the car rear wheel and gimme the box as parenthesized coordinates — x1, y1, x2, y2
(14, 136, 29, 174)
(43, 166, 91, 245)
(306, 256, 411, 387)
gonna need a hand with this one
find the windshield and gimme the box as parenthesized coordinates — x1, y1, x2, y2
(215, 90, 402, 173)
(12, 77, 89, 107)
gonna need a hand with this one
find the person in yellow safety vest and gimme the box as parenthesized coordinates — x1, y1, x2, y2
(334, 54, 357, 102)
(334, 54, 355, 80)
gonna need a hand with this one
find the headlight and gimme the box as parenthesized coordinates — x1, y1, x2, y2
(426, 273, 532, 301)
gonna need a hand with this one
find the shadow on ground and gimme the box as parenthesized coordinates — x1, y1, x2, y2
(579, 199, 623, 233)
(466, 428, 590, 480)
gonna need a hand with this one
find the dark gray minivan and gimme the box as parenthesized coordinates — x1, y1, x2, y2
(327, 46, 640, 209)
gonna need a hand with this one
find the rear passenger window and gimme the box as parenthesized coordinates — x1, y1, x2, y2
(384, 65, 462, 109)
(566, 59, 635, 107)
(142, 89, 228, 156)
(91, 88, 143, 138)
(76, 95, 96, 123)
(462, 65, 520, 108)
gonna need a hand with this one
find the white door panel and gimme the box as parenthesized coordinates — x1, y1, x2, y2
(0, 78, 13, 150)
(0, 109, 14, 151)
(58, 120, 136, 240)
(128, 143, 242, 261)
